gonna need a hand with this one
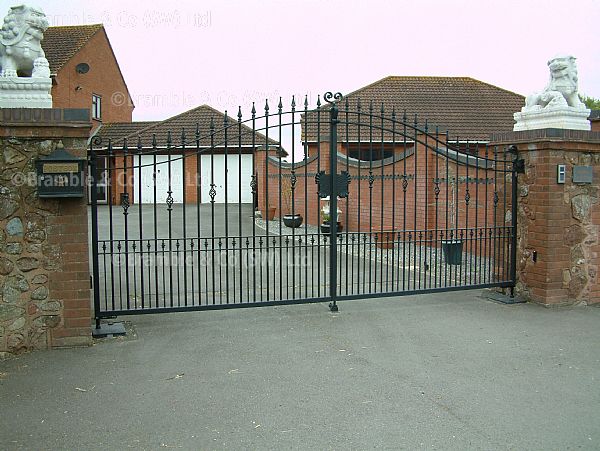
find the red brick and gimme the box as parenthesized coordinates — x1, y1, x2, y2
(50, 28, 133, 131)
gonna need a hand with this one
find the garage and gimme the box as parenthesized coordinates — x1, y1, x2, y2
(97, 104, 268, 206)
(132, 153, 253, 204)
(134, 155, 184, 204)
(200, 154, 253, 204)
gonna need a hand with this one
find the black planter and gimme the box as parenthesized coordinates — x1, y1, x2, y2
(441, 240, 463, 265)
(320, 221, 343, 234)
(283, 214, 303, 228)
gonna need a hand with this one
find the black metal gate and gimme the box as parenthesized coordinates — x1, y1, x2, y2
(89, 92, 519, 325)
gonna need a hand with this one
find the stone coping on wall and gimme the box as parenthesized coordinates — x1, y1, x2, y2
(436, 147, 497, 169)
(267, 146, 497, 170)
(267, 153, 319, 169)
(490, 128, 600, 145)
(0, 108, 91, 138)
(266, 151, 414, 170)
(255, 144, 286, 157)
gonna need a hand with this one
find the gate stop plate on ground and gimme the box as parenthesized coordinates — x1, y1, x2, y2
(92, 322, 127, 338)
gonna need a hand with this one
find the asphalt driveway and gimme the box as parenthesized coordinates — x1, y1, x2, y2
(1, 290, 599, 450)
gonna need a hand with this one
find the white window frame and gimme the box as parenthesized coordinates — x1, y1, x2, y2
(92, 94, 102, 120)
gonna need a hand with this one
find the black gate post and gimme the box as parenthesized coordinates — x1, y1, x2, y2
(89, 138, 102, 329)
(326, 92, 342, 312)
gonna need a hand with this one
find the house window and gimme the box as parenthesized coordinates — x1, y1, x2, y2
(348, 148, 395, 161)
(92, 94, 102, 120)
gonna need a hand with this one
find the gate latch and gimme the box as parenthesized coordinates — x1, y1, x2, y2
(316, 171, 351, 198)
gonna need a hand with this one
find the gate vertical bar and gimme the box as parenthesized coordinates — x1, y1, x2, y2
(137, 138, 145, 309)
(89, 139, 102, 329)
(327, 92, 341, 312)
(122, 140, 131, 310)
(181, 131, 188, 307)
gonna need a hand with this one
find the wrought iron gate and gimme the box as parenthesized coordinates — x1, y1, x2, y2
(89, 92, 519, 325)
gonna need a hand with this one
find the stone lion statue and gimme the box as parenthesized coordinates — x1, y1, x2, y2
(525, 55, 586, 111)
(0, 5, 49, 78)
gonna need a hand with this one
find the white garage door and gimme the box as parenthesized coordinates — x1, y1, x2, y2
(200, 154, 253, 203)
(134, 155, 184, 204)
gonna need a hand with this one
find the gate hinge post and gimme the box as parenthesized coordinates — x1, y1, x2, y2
(514, 159, 525, 174)
(508, 144, 520, 290)
(508, 145, 525, 174)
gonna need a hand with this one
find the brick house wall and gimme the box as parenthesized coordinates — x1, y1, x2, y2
(49, 28, 134, 132)
(257, 141, 513, 246)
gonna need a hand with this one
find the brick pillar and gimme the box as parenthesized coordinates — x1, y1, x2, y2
(491, 129, 600, 306)
(0, 109, 92, 354)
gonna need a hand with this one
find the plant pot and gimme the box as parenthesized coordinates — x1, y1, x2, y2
(441, 240, 463, 265)
(283, 214, 303, 228)
(373, 230, 396, 249)
(320, 221, 343, 234)
(262, 206, 276, 221)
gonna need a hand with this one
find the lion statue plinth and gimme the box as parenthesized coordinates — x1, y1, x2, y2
(0, 4, 49, 78)
(514, 55, 591, 131)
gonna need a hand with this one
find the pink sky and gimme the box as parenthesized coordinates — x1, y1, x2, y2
(34, 0, 600, 122)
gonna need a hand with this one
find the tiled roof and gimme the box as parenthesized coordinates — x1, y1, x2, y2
(95, 122, 158, 145)
(303, 76, 525, 142)
(96, 105, 278, 149)
(42, 25, 103, 73)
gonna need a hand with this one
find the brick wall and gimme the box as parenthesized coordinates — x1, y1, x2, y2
(0, 109, 91, 355)
(491, 129, 600, 305)
(51, 28, 134, 132)
(257, 140, 513, 262)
